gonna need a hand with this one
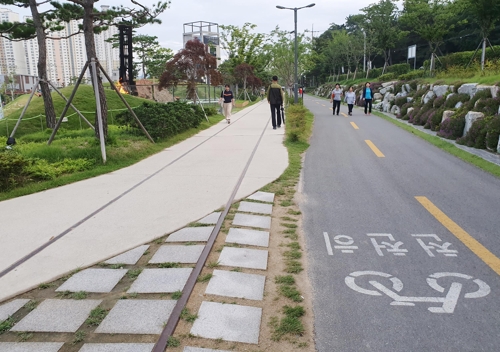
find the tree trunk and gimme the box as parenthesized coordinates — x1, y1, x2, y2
(83, 0, 108, 140)
(29, 0, 56, 128)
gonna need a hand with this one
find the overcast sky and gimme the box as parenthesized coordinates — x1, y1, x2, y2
(4, 0, 388, 53)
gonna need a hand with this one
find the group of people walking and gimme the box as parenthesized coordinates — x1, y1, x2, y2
(219, 78, 375, 128)
(330, 82, 374, 116)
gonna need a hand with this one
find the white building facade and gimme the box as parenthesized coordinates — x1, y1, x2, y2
(0, 7, 120, 88)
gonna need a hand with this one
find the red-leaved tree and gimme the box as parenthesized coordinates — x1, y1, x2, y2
(159, 40, 222, 102)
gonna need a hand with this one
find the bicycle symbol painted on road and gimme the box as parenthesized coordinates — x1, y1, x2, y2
(345, 271, 491, 314)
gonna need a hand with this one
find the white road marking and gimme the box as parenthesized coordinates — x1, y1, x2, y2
(323, 232, 334, 255)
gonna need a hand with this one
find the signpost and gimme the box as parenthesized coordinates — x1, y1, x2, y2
(408, 45, 417, 70)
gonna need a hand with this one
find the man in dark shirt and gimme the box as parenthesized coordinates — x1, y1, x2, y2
(267, 75, 285, 130)
(219, 84, 234, 124)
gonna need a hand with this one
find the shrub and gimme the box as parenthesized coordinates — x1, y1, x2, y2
(485, 115, 500, 151)
(286, 105, 307, 142)
(367, 68, 383, 79)
(399, 102, 412, 119)
(386, 63, 411, 76)
(444, 93, 470, 108)
(204, 106, 218, 116)
(467, 89, 492, 110)
(394, 96, 408, 108)
(116, 101, 205, 140)
(25, 158, 94, 180)
(414, 88, 428, 102)
(399, 70, 426, 81)
(438, 111, 466, 140)
(457, 117, 488, 149)
(414, 99, 435, 125)
(378, 72, 396, 82)
(408, 106, 420, 123)
(433, 96, 446, 109)
(0, 151, 29, 191)
(436, 46, 500, 69)
(408, 80, 419, 91)
(428, 108, 445, 131)
(473, 97, 500, 116)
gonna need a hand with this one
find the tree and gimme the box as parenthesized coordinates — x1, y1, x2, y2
(234, 63, 258, 99)
(400, 0, 460, 72)
(362, 0, 407, 72)
(54, 0, 169, 140)
(0, 0, 70, 128)
(264, 28, 311, 89)
(145, 47, 173, 78)
(458, 0, 500, 70)
(158, 40, 222, 102)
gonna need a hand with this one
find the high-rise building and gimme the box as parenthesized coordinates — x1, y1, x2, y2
(1, 6, 120, 87)
(0, 8, 28, 75)
(183, 21, 221, 67)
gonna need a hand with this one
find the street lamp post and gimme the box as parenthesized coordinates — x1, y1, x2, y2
(363, 30, 366, 73)
(276, 3, 315, 104)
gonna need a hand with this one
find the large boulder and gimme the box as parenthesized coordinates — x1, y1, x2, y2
(455, 102, 463, 109)
(442, 110, 455, 123)
(463, 111, 484, 136)
(396, 91, 408, 98)
(476, 85, 492, 96)
(491, 85, 499, 98)
(407, 107, 414, 116)
(382, 81, 397, 88)
(433, 85, 449, 98)
(385, 93, 395, 102)
(497, 135, 500, 153)
(391, 105, 400, 115)
(373, 93, 383, 100)
(446, 93, 455, 101)
(405, 84, 411, 92)
(407, 97, 414, 103)
(423, 91, 436, 104)
(380, 88, 388, 95)
(374, 102, 383, 111)
(457, 83, 478, 98)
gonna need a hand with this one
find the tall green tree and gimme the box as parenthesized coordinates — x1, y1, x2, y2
(362, 0, 407, 72)
(458, 0, 500, 69)
(401, 0, 461, 72)
(146, 47, 173, 78)
(54, 0, 169, 140)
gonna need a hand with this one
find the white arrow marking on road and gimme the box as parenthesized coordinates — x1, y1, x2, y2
(323, 232, 333, 255)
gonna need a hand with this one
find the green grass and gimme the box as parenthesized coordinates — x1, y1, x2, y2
(158, 262, 181, 268)
(86, 307, 108, 326)
(0, 85, 150, 138)
(285, 260, 303, 274)
(422, 73, 500, 86)
(373, 111, 500, 179)
(197, 273, 213, 283)
(275, 275, 295, 285)
(126, 269, 142, 280)
(167, 336, 181, 347)
(0, 114, 225, 202)
(171, 290, 183, 300)
(0, 317, 14, 334)
(72, 331, 86, 345)
(180, 308, 198, 323)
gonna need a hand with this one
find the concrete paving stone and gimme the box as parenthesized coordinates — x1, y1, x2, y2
(166, 227, 214, 242)
(149, 245, 204, 264)
(56, 269, 127, 293)
(238, 201, 273, 215)
(205, 270, 265, 300)
(104, 245, 150, 265)
(197, 212, 221, 225)
(11, 299, 101, 333)
(127, 268, 192, 293)
(232, 213, 271, 230)
(190, 301, 262, 344)
(0, 342, 64, 352)
(246, 191, 275, 203)
(79, 343, 155, 352)
(0, 299, 30, 321)
(218, 247, 268, 270)
(183, 348, 231, 352)
(95, 300, 176, 334)
(226, 228, 269, 247)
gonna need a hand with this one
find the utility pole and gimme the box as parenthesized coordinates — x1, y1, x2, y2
(311, 24, 320, 42)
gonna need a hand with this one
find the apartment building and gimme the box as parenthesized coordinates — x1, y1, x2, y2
(1, 7, 120, 87)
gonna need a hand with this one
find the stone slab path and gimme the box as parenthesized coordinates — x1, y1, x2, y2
(0, 191, 276, 351)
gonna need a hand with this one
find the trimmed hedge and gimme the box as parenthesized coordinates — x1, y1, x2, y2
(427, 46, 500, 69)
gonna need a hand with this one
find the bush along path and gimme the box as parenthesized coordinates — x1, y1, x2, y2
(315, 81, 500, 176)
(0, 104, 316, 351)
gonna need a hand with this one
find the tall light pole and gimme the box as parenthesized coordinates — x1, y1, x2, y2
(276, 3, 315, 104)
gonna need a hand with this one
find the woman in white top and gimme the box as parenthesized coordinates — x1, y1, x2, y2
(344, 86, 356, 116)
(330, 83, 343, 116)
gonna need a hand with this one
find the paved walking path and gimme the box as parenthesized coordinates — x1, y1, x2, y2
(0, 101, 287, 303)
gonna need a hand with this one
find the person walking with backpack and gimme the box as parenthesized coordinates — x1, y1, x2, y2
(219, 84, 234, 124)
(344, 86, 356, 116)
(330, 83, 343, 116)
(362, 82, 373, 115)
(267, 76, 285, 129)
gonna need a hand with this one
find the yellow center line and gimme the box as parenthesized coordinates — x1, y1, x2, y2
(365, 140, 385, 157)
(350, 122, 359, 130)
(322, 104, 326, 107)
(329, 108, 333, 110)
(416, 196, 500, 276)
(341, 112, 348, 117)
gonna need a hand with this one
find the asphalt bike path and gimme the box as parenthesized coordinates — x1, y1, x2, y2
(301, 95, 500, 352)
